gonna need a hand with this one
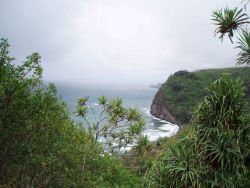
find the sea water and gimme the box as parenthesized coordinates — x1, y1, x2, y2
(56, 83, 179, 145)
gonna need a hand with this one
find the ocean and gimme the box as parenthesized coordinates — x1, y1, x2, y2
(56, 83, 179, 143)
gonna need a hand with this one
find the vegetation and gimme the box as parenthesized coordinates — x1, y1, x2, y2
(144, 76, 250, 187)
(212, 5, 250, 64)
(143, 2, 250, 187)
(0, 39, 142, 187)
(1, 1, 250, 188)
(121, 124, 194, 176)
(160, 67, 250, 124)
(76, 96, 146, 153)
(212, 8, 249, 43)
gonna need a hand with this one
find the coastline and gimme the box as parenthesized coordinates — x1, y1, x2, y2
(142, 108, 179, 142)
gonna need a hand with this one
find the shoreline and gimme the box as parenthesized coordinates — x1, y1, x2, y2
(143, 109, 179, 142)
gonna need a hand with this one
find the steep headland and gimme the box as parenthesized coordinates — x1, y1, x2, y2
(150, 88, 178, 124)
(151, 67, 250, 125)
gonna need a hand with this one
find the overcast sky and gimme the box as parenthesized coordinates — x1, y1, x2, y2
(0, 0, 244, 87)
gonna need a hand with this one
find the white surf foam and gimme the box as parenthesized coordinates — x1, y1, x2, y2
(120, 144, 134, 152)
(143, 129, 167, 142)
(159, 124, 179, 134)
(152, 116, 162, 121)
(159, 120, 170, 123)
(142, 111, 179, 141)
(144, 109, 151, 116)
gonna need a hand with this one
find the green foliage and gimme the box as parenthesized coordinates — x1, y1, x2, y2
(144, 76, 250, 187)
(137, 3, 250, 187)
(212, 8, 249, 42)
(212, 6, 250, 65)
(76, 95, 146, 153)
(145, 4, 250, 186)
(193, 76, 250, 187)
(94, 154, 142, 188)
(161, 67, 250, 124)
(136, 135, 150, 154)
(237, 30, 250, 65)
(121, 125, 195, 179)
(195, 76, 245, 128)
(0, 39, 142, 187)
(145, 139, 204, 188)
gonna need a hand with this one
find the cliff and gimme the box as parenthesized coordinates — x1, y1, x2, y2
(151, 67, 250, 125)
(150, 88, 178, 124)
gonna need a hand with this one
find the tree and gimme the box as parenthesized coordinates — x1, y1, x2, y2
(76, 96, 146, 153)
(212, 4, 250, 65)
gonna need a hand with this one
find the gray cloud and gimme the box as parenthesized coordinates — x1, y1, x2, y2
(0, 0, 243, 86)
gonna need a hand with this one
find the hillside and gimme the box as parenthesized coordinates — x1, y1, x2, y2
(151, 67, 250, 125)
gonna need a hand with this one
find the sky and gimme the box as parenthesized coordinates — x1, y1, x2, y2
(0, 0, 245, 87)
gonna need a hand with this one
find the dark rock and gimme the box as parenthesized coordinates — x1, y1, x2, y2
(150, 88, 178, 125)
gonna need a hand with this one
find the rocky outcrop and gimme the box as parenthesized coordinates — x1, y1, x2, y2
(150, 88, 178, 124)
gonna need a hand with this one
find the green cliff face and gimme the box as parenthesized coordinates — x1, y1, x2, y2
(151, 67, 250, 125)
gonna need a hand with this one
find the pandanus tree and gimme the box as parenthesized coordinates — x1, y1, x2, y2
(195, 76, 250, 187)
(237, 30, 250, 65)
(212, 6, 250, 65)
(212, 8, 249, 42)
(76, 96, 146, 153)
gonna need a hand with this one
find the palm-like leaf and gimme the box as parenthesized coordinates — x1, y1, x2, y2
(236, 30, 250, 65)
(162, 139, 204, 187)
(212, 8, 249, 42)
